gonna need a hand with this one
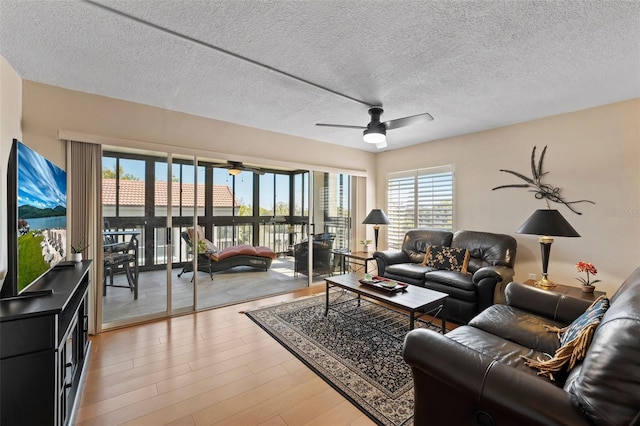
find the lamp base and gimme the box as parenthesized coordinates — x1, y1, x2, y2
(536, 239, 555, 289)
(536, 275, 556, 289)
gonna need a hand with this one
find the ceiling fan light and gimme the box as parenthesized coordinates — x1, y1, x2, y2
(363, 128, 386, 144)
(228, 168, 242, 176)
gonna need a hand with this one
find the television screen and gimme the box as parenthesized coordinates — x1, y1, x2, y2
(15, 141, 67, 293)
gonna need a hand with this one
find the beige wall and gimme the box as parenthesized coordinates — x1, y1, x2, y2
(19, 79, 379, 246)
(21, 81, 376, 174)
(0, 57, 23, 280)
(377, 99, 640, 295)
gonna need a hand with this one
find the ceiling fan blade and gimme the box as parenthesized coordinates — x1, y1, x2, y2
(219, 161, 265, 175)
(375, 141, 387, 149)
(211, 162, 232, 169)
(384, 112, 434, 130)
(316, 123, 366, 130)
(244, 167, 265, 175)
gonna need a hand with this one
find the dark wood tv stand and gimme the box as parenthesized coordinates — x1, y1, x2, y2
(1, 261, 92, 425)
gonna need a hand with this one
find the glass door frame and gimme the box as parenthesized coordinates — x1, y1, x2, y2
(100, 150, 198, 330)
(100, 146, 357, 330)
(168, 153, 198, 316)
(307, 170, 352, 284)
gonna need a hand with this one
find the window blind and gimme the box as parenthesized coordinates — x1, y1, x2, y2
(387, 166, 454, 250)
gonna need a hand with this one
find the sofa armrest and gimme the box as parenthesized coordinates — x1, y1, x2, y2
(373, 250, 411, 275)
(472, 265, 514, 285)
(403, 329, 589, 426)
(506, 281, 593, 323)
(472, 265, 514, 307)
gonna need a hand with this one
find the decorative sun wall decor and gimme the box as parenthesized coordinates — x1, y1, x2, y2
(492, 146, 595, 215)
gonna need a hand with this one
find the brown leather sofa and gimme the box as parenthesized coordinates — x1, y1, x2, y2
(374, 229, 517, 324)
(402, 267, 640, 425)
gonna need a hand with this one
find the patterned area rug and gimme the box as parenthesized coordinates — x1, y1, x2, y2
(245, 291, 444, 426)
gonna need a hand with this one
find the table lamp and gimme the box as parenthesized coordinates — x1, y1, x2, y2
(516, 209, 580, 289)
(362, 209, 391, 251)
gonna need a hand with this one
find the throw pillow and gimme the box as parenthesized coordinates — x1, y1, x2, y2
(202, 239, 219, 254)
(421, 245, 470, 273)
(188, 226, 218, 251)
(187, 225, 206, 243)
(523, 295, 610, 381)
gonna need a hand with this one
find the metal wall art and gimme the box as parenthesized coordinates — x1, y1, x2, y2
(492, 146, 595, 215)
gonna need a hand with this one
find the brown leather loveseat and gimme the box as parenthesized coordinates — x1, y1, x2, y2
(374, 229, 517, 324)
(403, 267, 640, 425)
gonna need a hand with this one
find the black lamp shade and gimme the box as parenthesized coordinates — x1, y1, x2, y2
(362, 209, 391, 225)
(516, 209, 580, 237)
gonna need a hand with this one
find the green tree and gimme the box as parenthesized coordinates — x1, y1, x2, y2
(259, 206, 273, 216)
(103, 166, 139, 180)
(275, 201, 289, 216)
(238, 204, 253, 216)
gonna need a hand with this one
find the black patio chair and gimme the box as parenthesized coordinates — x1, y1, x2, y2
(103, 221, 139, 299)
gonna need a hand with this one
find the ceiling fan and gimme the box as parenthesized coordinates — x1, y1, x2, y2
(316, 106, 434, 148)
(219, 161, 265, 175)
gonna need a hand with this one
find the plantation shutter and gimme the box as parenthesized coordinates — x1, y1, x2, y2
(387, 171, 415, 250)
(387, 165, 454, 250)
(417, 168, 454, 229)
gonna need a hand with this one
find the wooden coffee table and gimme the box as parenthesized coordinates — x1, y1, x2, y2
(324, 273, 449, 333)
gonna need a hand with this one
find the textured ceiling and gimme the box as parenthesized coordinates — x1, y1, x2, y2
(1, 0, 639, 153)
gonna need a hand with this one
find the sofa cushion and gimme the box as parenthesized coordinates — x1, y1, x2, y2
(452, 230, 517, 273)
(469, 304, 564, 356)
(422, 245, 470, 273)
(401, 229, 453, 263)
(424, 270, 476, 302)
(386, 263, 436, 280)
(214, 245, 255, 261)
(446, 326, 554, 383)
(255, 246, 277, 259)
(523, 296, 609, 381)
(104, 252, 134, 265)
(211, 245, 276, 261)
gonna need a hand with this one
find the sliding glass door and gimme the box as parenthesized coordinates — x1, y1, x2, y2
(101, 146, 353, 328)
(306, 171, 352, 283)
(168, 155, 196, 313)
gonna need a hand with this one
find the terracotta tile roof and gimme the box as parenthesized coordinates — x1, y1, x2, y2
(102, 179, 238, 207)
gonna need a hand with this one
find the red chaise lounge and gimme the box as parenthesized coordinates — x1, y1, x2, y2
(178, 230, 276, 280)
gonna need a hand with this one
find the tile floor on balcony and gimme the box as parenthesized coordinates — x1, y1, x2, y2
(102, 256, 329, 324)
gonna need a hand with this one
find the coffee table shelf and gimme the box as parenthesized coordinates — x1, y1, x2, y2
(324, 273, 448, 333)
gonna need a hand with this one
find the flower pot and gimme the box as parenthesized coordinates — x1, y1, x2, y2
(581, 285, 595, 293)
(69, 253, 82, 263)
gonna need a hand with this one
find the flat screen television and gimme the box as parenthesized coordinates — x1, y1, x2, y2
(1, 139, 67, 298)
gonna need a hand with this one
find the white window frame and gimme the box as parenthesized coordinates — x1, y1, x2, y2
(386, 165, 455, 250)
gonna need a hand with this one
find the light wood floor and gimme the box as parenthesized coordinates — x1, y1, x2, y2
(76, 285, 377, 426)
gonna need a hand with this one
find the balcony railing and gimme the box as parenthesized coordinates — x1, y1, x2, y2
(105, 218, 349, 270)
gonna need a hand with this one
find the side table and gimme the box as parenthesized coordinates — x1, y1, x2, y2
(333, 250, 376, 274)
(523, 279, 605, 301)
